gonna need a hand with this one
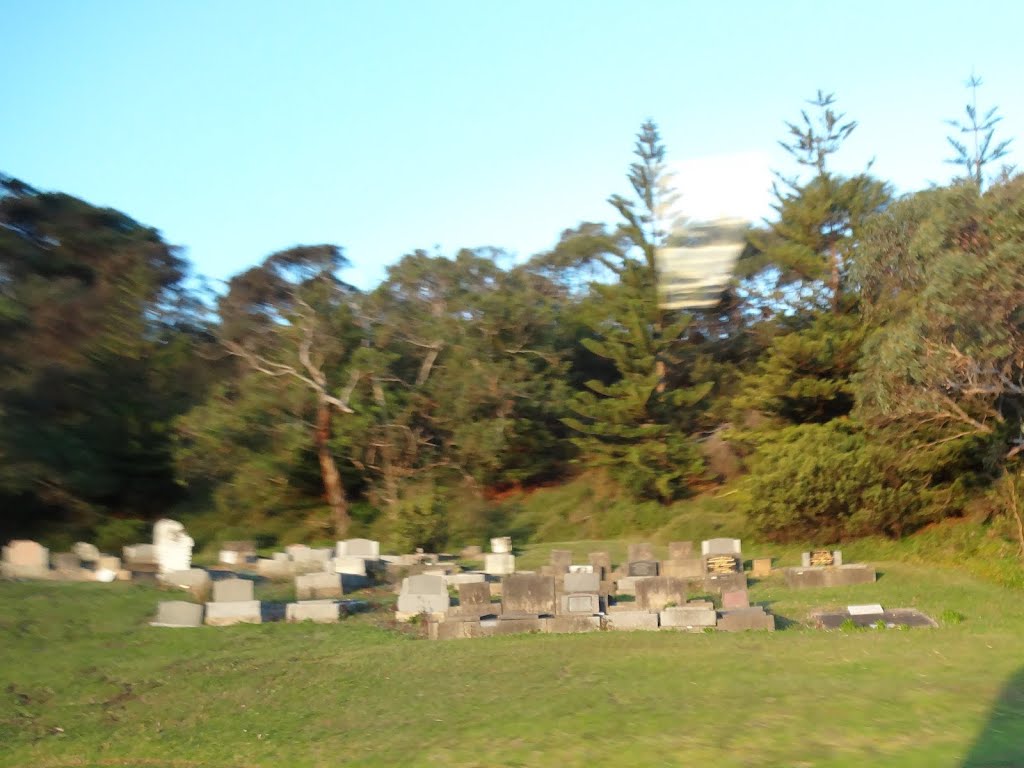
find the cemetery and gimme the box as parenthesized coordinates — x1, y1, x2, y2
(2, 525, 1023, 767)
(2, 524, 934, 640)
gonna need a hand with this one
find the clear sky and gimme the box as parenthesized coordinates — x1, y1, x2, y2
(3, 1, 1022, 289)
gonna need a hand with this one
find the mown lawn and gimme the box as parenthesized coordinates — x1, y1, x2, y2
(1, 550, 1023, 768)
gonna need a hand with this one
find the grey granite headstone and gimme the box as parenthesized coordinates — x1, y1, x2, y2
(212, 578, 254, 603)
(296, 572, 343, 600)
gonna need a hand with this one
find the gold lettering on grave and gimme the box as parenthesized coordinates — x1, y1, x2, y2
(810, 550, 835, 567)
(706, 555, 738, 574)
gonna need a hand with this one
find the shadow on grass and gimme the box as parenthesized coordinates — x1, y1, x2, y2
(962, 665, 1024, 766)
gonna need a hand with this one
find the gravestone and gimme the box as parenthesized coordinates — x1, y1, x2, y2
(396, 574, 449, 616)
(635, 577, 688, 611)
(484, 553, 515, 576)
(627, 543, 656, 562)
(458, 581, 498, 617)
(563, 571, 600, 594)
(550, 549, 572, 573)
(722, 589, 749, 610)
(2, 540, 50, 578)
(588, 552, 612, 578)
(490, 536, 512, 554)
(544, 615, 602, 634)
(152, 601, 204, 628)
(212, 578, 254, 603)
(502, 573, 556, 616)
(445, 572, 486, 587)
(296, 572, 343, 600)
(568, 564, 594, 574)
(338, 538, 380, 559)
(72, 542, 101, 562)
(668, 541, 694, 559)
(701, 538, 742, 556)
(660, 558, 704, 580)
(161, 568, 212, 602)
(257, 558, 294, 580)
(286, 600, 340, 623)
(153, 519, 194, 575)
(751, 557, 772, 577)
(627, 560, 659, 578)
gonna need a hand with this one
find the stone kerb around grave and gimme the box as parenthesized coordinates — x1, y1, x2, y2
(296, 571, 343, 601)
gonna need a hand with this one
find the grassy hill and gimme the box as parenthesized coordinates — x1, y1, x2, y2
(2, 541, 1023, 767)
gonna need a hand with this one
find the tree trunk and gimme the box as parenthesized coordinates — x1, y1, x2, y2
(315, 398, 349, 538)
(830, 244, 842, 313)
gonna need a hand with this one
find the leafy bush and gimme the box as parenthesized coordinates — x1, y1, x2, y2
(93, 518, 150, 553)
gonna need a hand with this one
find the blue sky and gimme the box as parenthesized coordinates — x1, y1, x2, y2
(3, 1, 1022, 289)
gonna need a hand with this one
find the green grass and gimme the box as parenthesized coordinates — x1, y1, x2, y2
(2, 553, 1024, 767)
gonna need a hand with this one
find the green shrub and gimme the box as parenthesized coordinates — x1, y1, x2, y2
(93, 517, 150, 553)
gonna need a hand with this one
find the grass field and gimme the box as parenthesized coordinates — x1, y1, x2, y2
(2, 543, 1024, 767)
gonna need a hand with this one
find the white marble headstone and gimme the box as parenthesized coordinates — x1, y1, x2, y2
(153, 519, 194, 575)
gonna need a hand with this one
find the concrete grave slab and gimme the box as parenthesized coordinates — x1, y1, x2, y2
(334, 556, 368, 577)
(544, 615, 602, 633)
(152, 601, 204, 627)
(605, 610, 659, 631)
(717, 607, 775, 632)
(286, 600, 340, 623)
(722, 589, 749, 610)
(810, 608, 937, 629)
(784, 564, 876, 589)
(615, 575, 652, 595)
(660, 606, 717, 629)
(205, 601, 262, 626)
(568, 564, 594, 574)
(751, 557, 773, 577)
(634, 577, 688, 611)
(493, 616, 545, 635)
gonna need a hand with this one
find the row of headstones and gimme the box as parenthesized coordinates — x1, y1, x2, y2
(153, 576, 350, 627)
(253, 539, 385, 581)
(428, 571, 775, 639)
(2, 540, 124, 582)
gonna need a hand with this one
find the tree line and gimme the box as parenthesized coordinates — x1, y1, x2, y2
(2, 83, 1022, 553)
